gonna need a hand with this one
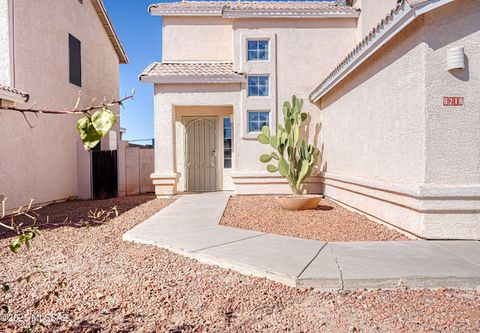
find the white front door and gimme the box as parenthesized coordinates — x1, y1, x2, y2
(184, 117, 217, 192)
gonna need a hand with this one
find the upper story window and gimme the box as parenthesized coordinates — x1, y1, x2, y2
(248, 75, 269, 97)
(68, 34, 82, 87)
(247, 40, 269, 61)
(248, 111, 269, 133)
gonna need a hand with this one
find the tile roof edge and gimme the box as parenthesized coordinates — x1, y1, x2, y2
(0, 85, 30, 103)
(309, 0, 454, 103)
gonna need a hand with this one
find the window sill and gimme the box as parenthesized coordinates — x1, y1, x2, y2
(242, 132, 262, 141)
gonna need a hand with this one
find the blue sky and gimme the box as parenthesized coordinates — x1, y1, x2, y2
(103, 0, 163, 142)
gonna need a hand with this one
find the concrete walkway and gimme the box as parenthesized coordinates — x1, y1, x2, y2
(123, 192, 480, 290)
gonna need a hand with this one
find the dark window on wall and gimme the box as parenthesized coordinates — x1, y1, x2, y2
(223, 117, 232, 169)
(69, 34, 82, 87)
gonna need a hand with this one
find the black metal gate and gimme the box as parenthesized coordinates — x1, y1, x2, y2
(91, 150, 118, 200)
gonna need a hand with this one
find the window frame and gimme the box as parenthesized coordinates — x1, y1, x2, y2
(247, 39, 269, 62)
(247, 111, 270, 133)
(223, 117, 233, 169)
(247, 75, 270, 97)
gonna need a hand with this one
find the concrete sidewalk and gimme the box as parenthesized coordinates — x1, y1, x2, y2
(123, 192, 480, 290)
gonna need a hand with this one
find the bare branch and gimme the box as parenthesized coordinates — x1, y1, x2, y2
(74, 91, 82, 110)
(21, 111, 35, 129)
(0, 94, 134, 116)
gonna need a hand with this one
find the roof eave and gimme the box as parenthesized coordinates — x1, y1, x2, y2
(223, 10, 359, 19)
(140, 75, 246, 84)
(148, 4, 359, 19)
(149, 7, 223, 17)
(0, 90, 29, 103)
(310, 0, 454, 103)
(91, 0, 129, 64)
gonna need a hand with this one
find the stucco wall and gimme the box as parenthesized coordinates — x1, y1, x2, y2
(0, 0, 120, 212)
(422, 0, 480, 185)
(123, 146, 154, 195)
(153, 17, 358, 194)
(320, 19, 427, 184)
(317, 0, 480, 239)
(353, 0, 398, 39)
(232, 18, 358, 175)
(162, 16, 234, 61)
(0, 0, 11, 85)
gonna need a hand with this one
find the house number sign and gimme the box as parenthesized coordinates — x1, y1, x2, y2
(443, 96, 464, 107)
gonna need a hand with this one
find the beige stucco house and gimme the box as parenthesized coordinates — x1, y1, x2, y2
(0, 0, 127, 213)
(143, 0, 478, 240)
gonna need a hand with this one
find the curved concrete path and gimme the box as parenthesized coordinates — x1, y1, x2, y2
(123, 192, 480, 290)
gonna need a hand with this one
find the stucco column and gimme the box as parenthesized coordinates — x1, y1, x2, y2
(151, 86, 179, 196)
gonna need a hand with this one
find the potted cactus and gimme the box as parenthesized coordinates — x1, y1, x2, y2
(257, 95, 321, 211)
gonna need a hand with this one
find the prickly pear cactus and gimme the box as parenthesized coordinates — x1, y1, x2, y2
(257, 95, 319, 195)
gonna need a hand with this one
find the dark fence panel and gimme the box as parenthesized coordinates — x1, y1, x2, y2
(91, 150, 118, 200)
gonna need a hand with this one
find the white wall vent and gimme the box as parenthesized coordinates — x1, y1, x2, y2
(447, 47, 465, 71)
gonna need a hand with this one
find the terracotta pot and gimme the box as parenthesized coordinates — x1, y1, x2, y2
(276, 195, 322, 211)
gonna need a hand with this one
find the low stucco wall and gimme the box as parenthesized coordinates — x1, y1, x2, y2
(317, 0, 480, 239)
(124, 146, 154, 195)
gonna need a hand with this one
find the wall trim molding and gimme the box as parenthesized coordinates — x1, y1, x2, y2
(223, 10, 359, 19)
(141, 75, 246, 84)
(321, 172, 480, 213)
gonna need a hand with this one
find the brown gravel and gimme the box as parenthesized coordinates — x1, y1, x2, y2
(220, 196, 408, 242)
(1, 195, 479, 332)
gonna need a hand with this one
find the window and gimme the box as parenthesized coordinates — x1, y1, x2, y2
(69, 34, 82, 87)
(248, 75, 269, 97)
(223, 117, 232, 169)
(247, 40, 269, 61)
(248, 111, 269, 133)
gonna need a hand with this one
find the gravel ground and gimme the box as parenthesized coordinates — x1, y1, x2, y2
(220, 196, 408, 242)
(1, 196, 479, 332)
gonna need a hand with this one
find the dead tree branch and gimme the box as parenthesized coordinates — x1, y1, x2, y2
(0, 92, 134, 116)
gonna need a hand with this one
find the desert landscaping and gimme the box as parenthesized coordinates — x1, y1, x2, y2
(1, 196, 479, 332)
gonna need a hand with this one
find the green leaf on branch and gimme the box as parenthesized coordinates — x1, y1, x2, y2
(76, 107, 116, 151)
(266, 165, 278, 173)
(2, 284, 10, 293)
(260, 154, 273, 163)
(92, 107, 116, 136)
(9, 238, 21, 253)
(76, 117, 102, 150)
